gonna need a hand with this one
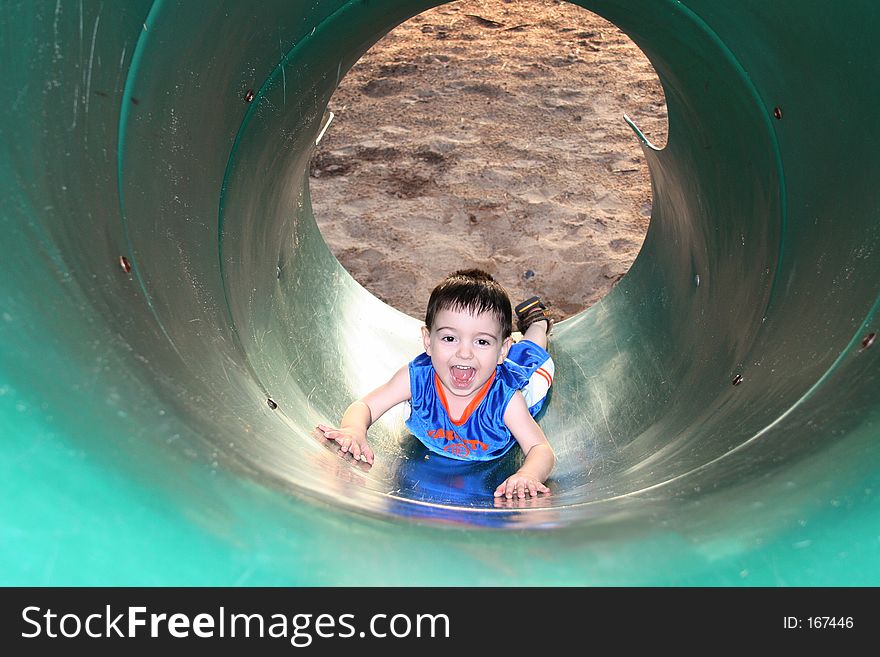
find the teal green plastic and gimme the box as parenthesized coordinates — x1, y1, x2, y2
(1, 0, 879, 585)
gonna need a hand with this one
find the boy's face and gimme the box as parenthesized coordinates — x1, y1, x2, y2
(422, 307, 512, 401)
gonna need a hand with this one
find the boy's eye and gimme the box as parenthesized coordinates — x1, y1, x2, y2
(476, 339, 491, 347)
(440, 335, 455, 342)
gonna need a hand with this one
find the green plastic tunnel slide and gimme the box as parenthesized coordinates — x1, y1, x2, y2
(2, 0, 879, 585)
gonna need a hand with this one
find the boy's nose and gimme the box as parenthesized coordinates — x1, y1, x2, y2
(456, 343, 473, 358)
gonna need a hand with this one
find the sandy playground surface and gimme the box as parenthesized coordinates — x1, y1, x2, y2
(310, 0, 668, 322)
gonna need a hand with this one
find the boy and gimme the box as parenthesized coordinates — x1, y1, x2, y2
(317, 269, 555, 499)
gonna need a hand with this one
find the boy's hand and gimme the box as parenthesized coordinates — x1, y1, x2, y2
(494, 471, 550, 499)
(316, 424, 375, 465)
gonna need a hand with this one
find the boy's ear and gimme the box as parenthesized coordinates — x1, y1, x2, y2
(498, 336, 513, 364)
(421, 326, 431, 354)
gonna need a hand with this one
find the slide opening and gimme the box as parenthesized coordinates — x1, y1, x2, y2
(3, 0, 880, 583)
(310, 0, 668, 321)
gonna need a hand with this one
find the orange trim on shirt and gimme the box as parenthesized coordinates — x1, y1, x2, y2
(434, 370, 496, 426)
(536, 367, 553, 387)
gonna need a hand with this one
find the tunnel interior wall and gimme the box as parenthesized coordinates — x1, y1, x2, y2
(1, 0, 879, 584)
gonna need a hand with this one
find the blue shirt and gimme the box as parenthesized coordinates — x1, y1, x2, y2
(404, 341, 551, 461)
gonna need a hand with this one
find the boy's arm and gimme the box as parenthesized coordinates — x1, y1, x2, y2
(495, 391, 557, 498)
(316, 364, 411, 464)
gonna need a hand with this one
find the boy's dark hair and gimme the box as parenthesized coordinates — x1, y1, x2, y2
(425, 269, 512, 338)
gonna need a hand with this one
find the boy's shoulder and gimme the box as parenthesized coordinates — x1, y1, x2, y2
(408, 353, 433, 394)
(498, 357, 530, 391)
(410, 352, 432, 371)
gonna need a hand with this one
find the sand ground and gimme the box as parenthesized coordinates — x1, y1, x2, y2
(310, 0, 668, 322)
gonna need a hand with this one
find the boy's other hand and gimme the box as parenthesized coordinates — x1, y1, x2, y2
(316, 424, 375, 465)
(493, 472, 550, 499)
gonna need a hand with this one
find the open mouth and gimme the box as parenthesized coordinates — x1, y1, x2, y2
(450, 365, 476, 388)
